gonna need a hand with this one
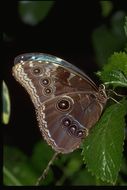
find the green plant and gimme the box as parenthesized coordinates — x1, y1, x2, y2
(3, 2, 127, 186)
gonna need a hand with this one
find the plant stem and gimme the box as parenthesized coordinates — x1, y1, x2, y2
(35, 152, 59, 186)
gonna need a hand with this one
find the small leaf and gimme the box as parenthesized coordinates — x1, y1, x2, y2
(72, 168, 96, 185)
(82, 99, 127, 184)
(31, 141, 54, 172)
(54, 149, 81, 168)
(18, 1, 54, 26)
(111, 11, 126, 39)
(3, 146, 38, 185)
(64, 156, 81, 177)
(92, 26, 118, 66)
(92, 11, 126, 66)
(117, 157, 127, 185)
(97, 52, 127, 87)
(124, 16, 127, 37)
(3, 166, 22, 186)
(2, 81, 11, 124)
(100, 1, 113, 17)
(31, 141, 54, 185)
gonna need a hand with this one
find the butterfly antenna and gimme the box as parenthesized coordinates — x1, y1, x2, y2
(35, 152, 59, 186)
(108, 97, 121, 104)
(107, 89, 125, 97)
(107, 89, 125, 104)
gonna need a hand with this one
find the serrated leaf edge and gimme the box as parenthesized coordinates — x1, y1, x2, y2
(82, 102, 127, 184)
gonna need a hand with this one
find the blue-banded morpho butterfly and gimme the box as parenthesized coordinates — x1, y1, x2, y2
(12, 53, 107, 154)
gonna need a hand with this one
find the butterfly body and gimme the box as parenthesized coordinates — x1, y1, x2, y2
(12, 53, 107, 153)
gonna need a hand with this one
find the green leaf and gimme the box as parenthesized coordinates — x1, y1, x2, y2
(31, 141, 54, 185)
(92, 26, 118, 66)
(54, 149, 81, 167)
(120, 157, 127, 175)
(64, 156, 81, 177)
(18, 1, 54, 26)
(2, 81, 11, 124)
(31, 141, 54, 172)
(97, 52, 127, 87)
(72, 168, 96, 185)
(82, 99, 127, 184)
(72, 167, 112, 185)
(3, 146, 38, 185)
(92, 11, 126, 66)
(3, 166, 22, 186)
(117, 157, 127, 185)
(111, 11, 126, 39)
(124, 16, 127, 37)
(100, 1, 113, 17)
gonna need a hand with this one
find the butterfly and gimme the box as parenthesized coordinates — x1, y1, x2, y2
(12, 53, 107, 154)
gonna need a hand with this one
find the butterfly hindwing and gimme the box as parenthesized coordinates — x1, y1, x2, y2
(37, 92, 103, 153)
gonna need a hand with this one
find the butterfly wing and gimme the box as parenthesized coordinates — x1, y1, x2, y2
(12, 53, 107, 153)
(12, 53, 98, 109)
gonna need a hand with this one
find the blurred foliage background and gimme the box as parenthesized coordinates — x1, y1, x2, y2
(3, 1, 127, 186)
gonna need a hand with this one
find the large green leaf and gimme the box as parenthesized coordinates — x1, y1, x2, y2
(82, 99, 127, 184)
(18, 1, 54, 26)
(97, 52, 127, 87)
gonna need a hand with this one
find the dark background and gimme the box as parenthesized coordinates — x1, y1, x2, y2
(3, 1, 127, 155)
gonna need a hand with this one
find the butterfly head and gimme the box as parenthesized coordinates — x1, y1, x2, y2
(98, 84, 108, 104)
